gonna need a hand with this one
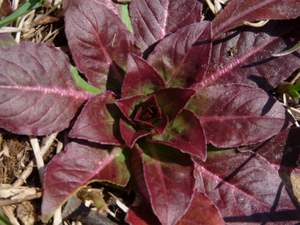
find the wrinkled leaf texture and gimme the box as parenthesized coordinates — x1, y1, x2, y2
(65, 0, 137, 89)
(196, 150, 300, 225)
(0, 42, 89, 136)
(148, 21, 212, 88)
(1, 1, 300, 225)
(212, 0, 300, 35)
(188, 84, 288, 147)
(194, 21, 300, 91)
(42, 142, 129, 222)
(129, 0, 203, 51)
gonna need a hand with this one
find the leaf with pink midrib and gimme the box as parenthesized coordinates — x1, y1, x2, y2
(148, 22, 212, 88)
(188, 84, 288, 148)
(65, 0, 137, 89)
(137, 143, 195, 225)
(196, 150, 299, 224)
(129, 0, 203, 51)
(193, 22, 300, 90)
(0, 42, 89, 136)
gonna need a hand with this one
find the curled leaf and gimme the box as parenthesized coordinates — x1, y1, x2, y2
(42, 142, 129, 222)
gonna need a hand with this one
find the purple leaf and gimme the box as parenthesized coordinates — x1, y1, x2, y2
(188, 84, 288, 147)
(193, 22, 300, 90)
(126, 199, 161, 225)
(177, 192, 225, 225)
(155, 88, 195, 121)
(196, 150, 299, 224)
(0, 42, 88, 136)
(129, 0, 203, 51)
(152, 109, 207, 160)
(116, 95, 146, 120)
(136, 143, 195, 225)
(212, 0, 300, 35)
(65, 0, 138, 89)
(148, 22, 212, 88)
(119, 119, 150, 148)
(122, 54, 165, 97)
(69, 92, 120, 145)
(42, 142, 130, 222)
(251, 128, 300, 203)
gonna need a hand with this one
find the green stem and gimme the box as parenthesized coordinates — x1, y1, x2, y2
(70, 66, 102, 94)
(0, 214, 11, 225)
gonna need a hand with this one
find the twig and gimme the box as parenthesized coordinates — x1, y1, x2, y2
(13, 133, 58, 187)
(0, 193, 42, 207)
(53, 206, 62, 225)
(13, 162, 34, 187)
(283, 94, 300, 127)
(0, 27, 22, 33)
(12, 0, 20, 11)
(29, 138, 44, 178)
(2, 206, 20, 225)
(243, 20, 269, 28)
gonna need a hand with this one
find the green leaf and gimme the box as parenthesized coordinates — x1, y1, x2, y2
(0, 0, 43, 28)
(120, 4, 133, 33)
(70, 66, 102, 95)
(0, 211, 11, 225)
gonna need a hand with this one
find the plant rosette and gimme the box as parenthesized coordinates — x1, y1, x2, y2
(0, 0, 300, 224)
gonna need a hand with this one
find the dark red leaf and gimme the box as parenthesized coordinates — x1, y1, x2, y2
(136, 143, 195, 225)
(0, 42, 88, 136)
(122, 55, 165, 97)
(126, 199, 161, 225)
(129, 0, 203, 50)
(119, 119, 150, 148)
(155, 88, 195, 121)
(195, 150, 299, 224)
(116, 95, 146, 120)
(250, 128, 300, 204)
(177, 192, 225, 225)
(212, 0, 300, 35)
(188, 84, 288, 147)
(152, 109, 207, 160)
(193, 22, 300, 90)
(65, 0, 138, 89)
(42, 142, 130, 222)
(69, 92, 120, 145)
(149, 22, 212, 88)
